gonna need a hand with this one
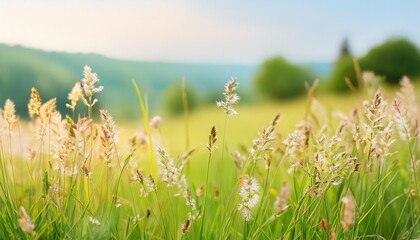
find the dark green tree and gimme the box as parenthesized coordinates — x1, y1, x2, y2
(360, 38, 420, 84)
(254, 56, 314, 99)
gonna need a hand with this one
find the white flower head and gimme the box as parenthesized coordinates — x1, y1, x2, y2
(238, 175, 260, 221)
(216, 77, 240, 116)
(18, 206, 36, 235)
(4, 99, 17, 125)
(156, 147, 179, 186)
(81, 65, 103, 107)
(89, 216, 101, 225)
(66, 82, 83, 111)
(149, 115, 162, 129)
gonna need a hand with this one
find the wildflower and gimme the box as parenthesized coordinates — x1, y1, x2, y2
(82, 165, 91, 178)
(26, 147, 37, 161)
(147, 174, 157, 192)
(132, 214, 140, 224)
(81, 65, 103, 107)
(114, 196, 122, 208)
(66, 82, 83, 111)
(320, 219, 328, 231)
(273, 182, 290, 214)
(196, 185, 204, 197)
(362, 71, 381, 92)
(363, 90, 386, 131)
(181, 219, 191, 234)
(393, 98, 415, 142)
(216, 77, 240, 116)
(156, 147, 179, 186)
(28, 87, 42, 118)
(283, 121, 311, 173)
(149, 115, 161, 129)
(231, 150, 247, 170)
(89, 216, 101, 225)
(184, 185, 200, 221)
(341, 194, 355, 232)
(249, 113, 280, 163)
(213, 185, 220, 198)
(139, 174, 157, 197)
(132, 169, 145, 183)
(39, 98, 57, 122)
(396, 76, 418, 122)
(100, 110, 118, 167)
(72, 118, 94, 156)
(50, 111, 72, 164)
(18, 206, 35, 235)
(363, 90, 393, 166)
(4, 99, 17, 125)
(238, 175, 260, 221)
(206, 125, 217, 153)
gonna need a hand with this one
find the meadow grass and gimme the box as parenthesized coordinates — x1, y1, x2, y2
(0, 67, 419, 239)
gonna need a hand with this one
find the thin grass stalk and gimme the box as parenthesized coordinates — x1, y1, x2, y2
(181, 79, 190, 151)
(220, 114, 228, 218)
(200, 153, 212, 238)
(132, 80, 156, 178)
(249, 167, 270, 236)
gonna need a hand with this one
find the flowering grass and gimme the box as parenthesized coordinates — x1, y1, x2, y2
(0, 67, 419, 239)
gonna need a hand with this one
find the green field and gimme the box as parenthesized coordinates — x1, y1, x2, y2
(0, 67, 419, 239)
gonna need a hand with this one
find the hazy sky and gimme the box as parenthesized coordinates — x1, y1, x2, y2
(1, 0, 419, 64)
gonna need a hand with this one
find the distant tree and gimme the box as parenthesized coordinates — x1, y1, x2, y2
(340, 38, 351, 57)
(254, 56, 314, 99)
(360, 38, 420, 84)
(327, 39, 358, 91)
(164, 82, 199, 115)
(328, 56, 358, 91)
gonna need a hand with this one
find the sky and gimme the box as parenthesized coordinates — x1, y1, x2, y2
(0, 0, 419, 65)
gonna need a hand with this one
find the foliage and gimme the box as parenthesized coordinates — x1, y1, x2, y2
(327, 38, 420, 91)
(360, 38, 420, 84)
(255, 57, 314, 99)
(327, 55, 358, 91)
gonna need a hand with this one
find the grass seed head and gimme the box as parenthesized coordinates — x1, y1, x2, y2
(4, 99, 17, 125)
(273, 182, 290, 214)
(149, 115, 161, 129)
(181, 219, 191, 234)
(81, 65, 103, 107)
(18, 206, 35, 236)
(341, 194, 356, 233)
(320, 218, 328, 231)
(88, 216, 101, 225)
(156, 147, 179, 186)
(100, 109, 118, 167)
(28, 87, 42, 118)
(216, 77, 240, 116)
(238, 175, 260, 221)
(207, 125, 218, 153)
(40, 98, 57, 122)
(66, 82, 83, 111)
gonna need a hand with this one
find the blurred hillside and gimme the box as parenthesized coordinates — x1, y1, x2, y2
(0, 44, 259, 119)
(0, 44, 332, 119)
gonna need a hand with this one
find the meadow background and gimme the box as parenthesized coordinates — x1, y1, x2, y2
(0, 1, 419, 239)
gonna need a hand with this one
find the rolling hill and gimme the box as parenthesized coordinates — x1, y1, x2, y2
(0, 44, 331, 120)
(0, 44, 258, 119)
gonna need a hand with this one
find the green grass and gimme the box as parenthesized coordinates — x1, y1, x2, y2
(0, 67, 419, 239)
